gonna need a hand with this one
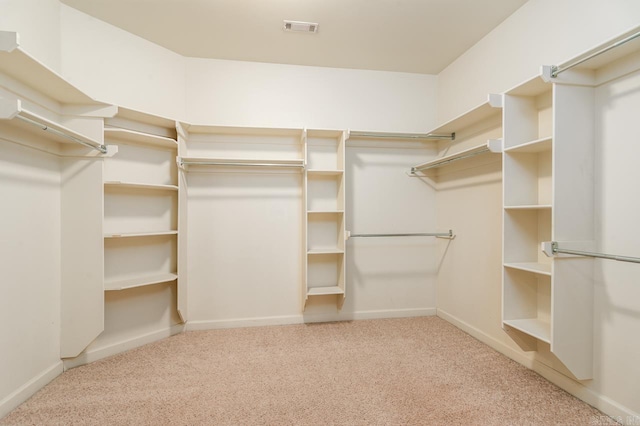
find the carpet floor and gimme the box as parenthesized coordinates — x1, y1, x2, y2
(1, 317, 606, 425)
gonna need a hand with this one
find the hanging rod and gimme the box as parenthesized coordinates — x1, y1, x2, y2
(178, 159, 305, 169)
(349, 230, 454, 239)
(349, 131, 455, 141)
(551, 29, 640, 78)
(15, 114, 107, 154)
(545, 241, 640, 264)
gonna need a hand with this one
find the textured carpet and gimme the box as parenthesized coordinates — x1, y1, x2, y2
(1, 317, 606, 425)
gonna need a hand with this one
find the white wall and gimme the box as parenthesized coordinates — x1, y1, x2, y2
(0, 0, 61, 72)
(438, 0, 640, 123)
(0, 140, 62, 417)
(186, 58, 438, 131)
(59, 5, 186, 121)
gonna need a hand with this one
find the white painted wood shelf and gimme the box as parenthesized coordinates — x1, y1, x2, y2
(307, 249, 345, 255)
(307, 286, 345, 296)
(104, 127, 177, 149)
(503, 137, 552, 153)
(503, 262, 552, 276)
(104, 230, 178, 238)
(104, 181, 179, 191)
(104, 273, 178, 291)
(503, 318, 551, 344)
(307, 169, 344, 176)
(504, 205, 552, 210)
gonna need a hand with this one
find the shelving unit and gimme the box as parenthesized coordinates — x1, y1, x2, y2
(501, 71, 595, 380)
(304, 129, 346, 308)
(103, 111, 179, 299)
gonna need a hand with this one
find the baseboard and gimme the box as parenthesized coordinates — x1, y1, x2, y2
(63, 324, 185, 370)
(186, 308, 437, 331)
(436, 309, 639, 423)
(0, 361, 63, 419)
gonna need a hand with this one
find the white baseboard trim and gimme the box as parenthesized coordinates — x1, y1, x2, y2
(0, 361, 63, 419)
(436, 309, 639, 423)
(186, 308, 437, 331)
(63, 324, 185, 370)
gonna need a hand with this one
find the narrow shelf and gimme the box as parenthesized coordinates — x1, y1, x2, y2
(504, 137, 552, 153)
(504, 204, 552, 210)
(307, 210, 344, 214)
(307, 169, 344, 176)
(104, 181, 178, 191)
(104, 230, 178, 239)
(104, 127, 177, 149)
(308, 249, 345, 255)
(504, 262, 552, 276)
(412, 140, 501, 172)
(104, 273, 178, 291)
(503, 318, 551, 344)
(307, 286, 345, 296)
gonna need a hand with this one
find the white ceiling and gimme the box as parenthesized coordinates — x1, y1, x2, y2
(60, 0, 529, 74)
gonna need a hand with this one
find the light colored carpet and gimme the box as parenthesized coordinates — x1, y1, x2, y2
(1, 317, 606, 425)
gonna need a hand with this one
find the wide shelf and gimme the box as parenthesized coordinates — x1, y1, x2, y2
(104, 127, 177, 149)
(104, 181, 178, 191)
(504, 136, 552, 153)
(104, 230, 178, 239)
(503, 318, 551, 344)
(504, 262, 552, 276)
(425, 93, 502, 136)
(104, 273, 178, 291)
(504, 205, 552, 210)
(412, 140, 501, 172)
(307, 286, 345, 296)
(307, 169, 344, 176)
(308, 249, 344, 255)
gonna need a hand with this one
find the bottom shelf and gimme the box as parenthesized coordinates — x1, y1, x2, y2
(503, 318, 551, 344)
(307, 286, 345, 296)
(104, 273, 178, 291)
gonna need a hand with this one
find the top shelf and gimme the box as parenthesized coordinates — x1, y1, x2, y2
(424, 93, 503, 136)
(181, 123, 304, 138)
(0, 31, 106, 106)
(104, 127, 177, 149)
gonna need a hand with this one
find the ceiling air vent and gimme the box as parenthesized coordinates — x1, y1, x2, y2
(283, 20, 318, 33)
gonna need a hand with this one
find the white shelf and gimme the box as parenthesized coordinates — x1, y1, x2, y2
(308, 249, 345, 255)
(104, 273, 178, 291)
(425, 93, 502, 135)
(307, 169, 344, 176)
(504, 137, 552, 153)
(504, 205, 552, 210)
(307, 210, 344, 214)
(412, 141, 500, 172)
(504, 262, 552, 276)
(104, 127, 177, 149)
(503, 318, 551, 344)
(0, 31, 105, 106)
(104, 181, 178, 191)
(307, 286, 345, 296)
(104, 230, 178, 238)
(183, 124, 303, 137)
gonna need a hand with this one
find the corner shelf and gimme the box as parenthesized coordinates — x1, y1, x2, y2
(104, 127, 177, 149)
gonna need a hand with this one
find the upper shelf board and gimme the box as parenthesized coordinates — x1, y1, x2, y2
(0, 31, 106, 106)
(424, 93, 503, 136)
(180, 123, 304, 137)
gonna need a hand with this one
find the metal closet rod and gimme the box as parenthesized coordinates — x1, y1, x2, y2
(350, 230, 454, 238)
(551, 242, 640, 264)
(551, 29, 640, 77)
(16, 114, 107, 154)
(349, 131, 455, 141)
(179, 160, 304, 168)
